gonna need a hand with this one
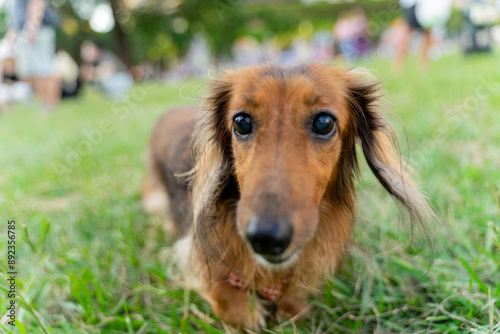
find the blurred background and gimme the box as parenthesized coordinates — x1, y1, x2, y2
(1, 0, 500, 333)
(0, 0, 500, 106)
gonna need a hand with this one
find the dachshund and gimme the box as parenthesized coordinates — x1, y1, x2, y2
(141, 64, 433, 330)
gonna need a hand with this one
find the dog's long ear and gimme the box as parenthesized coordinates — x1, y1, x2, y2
(190, 71, 238, 251)
(345, 73, 434, 234)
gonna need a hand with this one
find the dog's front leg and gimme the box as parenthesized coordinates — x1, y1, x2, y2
(205, 281, 265, 331)
(275, 288, 310, 320)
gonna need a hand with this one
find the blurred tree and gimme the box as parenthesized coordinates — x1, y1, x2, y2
(109, 0, 131, 66)
(8, 0, 397, 68)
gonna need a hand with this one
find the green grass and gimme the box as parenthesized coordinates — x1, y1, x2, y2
(1, 53, 499, 333)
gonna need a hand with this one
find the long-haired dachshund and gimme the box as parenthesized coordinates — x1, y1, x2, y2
(142, 64, 433, 330)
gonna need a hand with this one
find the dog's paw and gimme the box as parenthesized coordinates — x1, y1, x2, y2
(216, 299, 266, 332)
(276, 297, 309, 320)
(208, 284, 267, 331)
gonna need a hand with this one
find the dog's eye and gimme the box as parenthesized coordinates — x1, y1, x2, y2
(233, 113, 253, 137)
(312, 112, 337, 137)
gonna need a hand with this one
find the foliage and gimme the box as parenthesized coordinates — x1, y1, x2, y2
(2, 0, 467, 66)
(10, 0, 403, 65)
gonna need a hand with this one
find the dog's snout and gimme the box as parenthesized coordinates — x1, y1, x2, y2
(245, 217, 293, 257)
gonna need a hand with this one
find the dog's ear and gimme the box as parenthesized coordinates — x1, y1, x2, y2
(190, 71, 239, 251)
(344, 73, 434, 233)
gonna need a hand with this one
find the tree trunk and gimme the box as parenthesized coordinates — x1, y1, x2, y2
(109, 0, 131, 67)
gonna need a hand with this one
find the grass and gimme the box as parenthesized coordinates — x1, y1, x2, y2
(0, 52, 499, 333)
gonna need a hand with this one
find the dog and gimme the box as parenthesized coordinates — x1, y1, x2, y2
(141, 64, 433, 330)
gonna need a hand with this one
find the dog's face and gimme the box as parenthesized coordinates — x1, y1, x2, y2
(225, 67, 354, 268)
(194, 65, 431, 270)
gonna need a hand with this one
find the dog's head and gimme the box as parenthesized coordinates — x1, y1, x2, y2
(192, 64, 432, 269)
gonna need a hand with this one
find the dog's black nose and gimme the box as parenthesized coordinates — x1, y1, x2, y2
(245, 218, 293, 257)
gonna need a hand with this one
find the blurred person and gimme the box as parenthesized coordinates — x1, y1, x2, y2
(0, 30, 16, 81)
(378, 18, 408, 58)
(394, 0, 452, 73)
(291, 36, 313, 64)
(186, 34, 212, 75)
(261, 37, 281, 64)
(0, 30, 32, 111)
(350, 7, 372, 58)
(334, 8, 371, 62)
(54, 50, 80, 98)
(80, 40, 133, 100)
(232, 36, 262, 67)
(7, 0, 61, 110)
(461, 0, 499, 53)
(311, 30, 334, 62)
(334, 11, 357, 60)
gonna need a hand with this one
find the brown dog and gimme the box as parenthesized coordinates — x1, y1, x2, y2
(142, 64, 433, 330)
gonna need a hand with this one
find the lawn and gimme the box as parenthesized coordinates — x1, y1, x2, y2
(0, 52, 499, 333)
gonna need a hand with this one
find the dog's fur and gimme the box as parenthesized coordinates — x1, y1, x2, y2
(142, 64, 433, 330)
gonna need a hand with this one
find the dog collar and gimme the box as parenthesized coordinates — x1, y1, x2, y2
(227, 270, 287, 302)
